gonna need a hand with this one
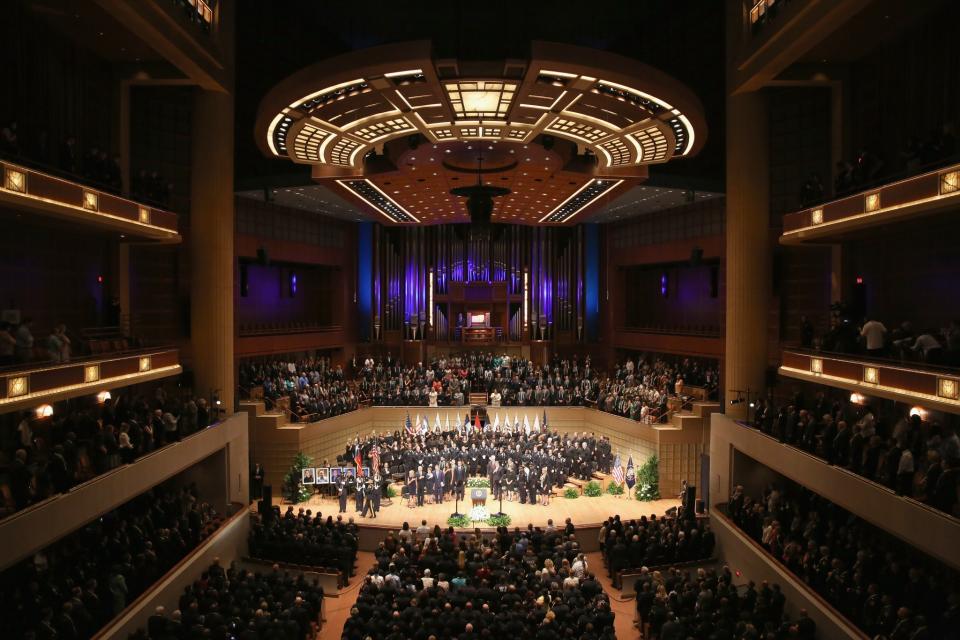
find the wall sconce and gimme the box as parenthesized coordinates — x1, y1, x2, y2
(940, 170, 960, 195)
(938, 377, 959, 400)
(810, 208, 823, 225)
(139, 356, 152, 372)
(82, 190, 99, 212)
(139, 206, 151, 224)
(4, 167, 26, 193)
(96, 390, 112, 404)
(864, 192, 880, 213)
(35, 404, 54, 418)
(7, 375, 29, 397)
(862, 366, 878, 384)
(84, 365, 100, 383)
(810, 358, 823, 375)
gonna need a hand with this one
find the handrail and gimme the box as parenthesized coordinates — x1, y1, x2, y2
(616, 325, 722, 338)
(0, 345, 177, 375)
(712, 507, 872, 640)
(785, 344, 960, 375)
(734, 419, 960, 524)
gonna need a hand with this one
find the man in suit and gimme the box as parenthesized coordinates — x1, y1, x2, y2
(337, 477, 348, 513)
(432, 464, 444, 504)
(454, 460, 466, 502)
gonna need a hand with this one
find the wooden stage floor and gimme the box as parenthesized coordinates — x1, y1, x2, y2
(275, 487, 681, 533)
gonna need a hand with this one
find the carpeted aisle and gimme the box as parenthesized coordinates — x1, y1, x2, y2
(319, 551, 376, 639)
(587, 551, 640, 640)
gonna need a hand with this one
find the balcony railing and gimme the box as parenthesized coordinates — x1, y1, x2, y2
(779, 348, 960, 413)
(781, 161, 960, 244)
(0, 347, 182, 411)
(0, 160, 179, 241)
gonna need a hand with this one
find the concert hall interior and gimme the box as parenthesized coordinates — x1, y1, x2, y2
(2, 1, 960, 639)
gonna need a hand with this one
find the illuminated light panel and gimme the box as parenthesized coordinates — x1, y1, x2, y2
(507, 128, 529, 140)
(36, 404, 53, 418)
(810, 358, 823, 374)
(292, 122, 333, 162)
(139, 356, 152, 372)
(677, 114, 695, 155)
(329, 138, 364, 166)
(384, 69, 424, 78)
(336, 179, 420, 223)
(84, 365, 100, 383)
(351, 117, 414, 142)
(547, 117, 610, 143)
(430, 128, 455, 140)
(939, 377, 959, 400)
(630, 126, 669, 163)
(4, 167, 26, 193)
(596, 80, 672, 113)
(539, 179, 623, 223)
(138, 207, 151, 224)
(82, 190, 98, 212)
(292, 78, 366, 110)
(599, 137, 632, 166)
(519, 90, 569, 112)
(811, 208, 824, 225)
(269, 113, 294, 156)
(445, 81, 516, 119)
(863, 366, 878, 384)
(7, 376, 28, 397)
(664, 115, 690, 155)
(940, 170, 959, 195)
(539, 70, 578, 79)
(864, 192, 881, 212)
(0, 365, 181, 408)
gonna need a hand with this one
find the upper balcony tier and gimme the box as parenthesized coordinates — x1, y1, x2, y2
(780, 162, 960, 245)
(0, 348, 181, 413)
(779, 348, 960, 414)
(1, 160, 180, 242)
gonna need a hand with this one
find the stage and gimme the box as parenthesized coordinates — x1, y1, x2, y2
(272, 484, 682, 551)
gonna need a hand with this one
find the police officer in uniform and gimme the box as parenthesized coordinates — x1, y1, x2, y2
(454, 459, 466, 502)
(354, 474, 365, 512)
(371, 473, 382, 518)
(416, 465, 426, 507)
(337, 476, 348, 513)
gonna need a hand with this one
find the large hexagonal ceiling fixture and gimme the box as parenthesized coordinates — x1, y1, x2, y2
(256, 41, 706, 225)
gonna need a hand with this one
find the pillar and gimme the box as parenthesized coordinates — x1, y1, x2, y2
(724, 91, 771, 418)
(190, 88, 235, 412)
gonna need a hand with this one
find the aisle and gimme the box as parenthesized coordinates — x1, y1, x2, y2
(318, 551, 376, 639)
(587, 551, 640, 640)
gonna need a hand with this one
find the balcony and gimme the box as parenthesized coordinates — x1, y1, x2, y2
(237, 324, 346, 357)
(779, 348, 960, 414)
(613, 326, 723, 359)
(0, 160, 180, 242)
(781, 162, 960, 245)
(0, 348, 182, 412)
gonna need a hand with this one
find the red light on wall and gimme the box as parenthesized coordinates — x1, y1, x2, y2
(735, 570, 742, 577)
(855, 276, 863, 285)
(97, 275, 104, 284)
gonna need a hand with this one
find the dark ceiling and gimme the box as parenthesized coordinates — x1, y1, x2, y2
(234, 1, 726, 191)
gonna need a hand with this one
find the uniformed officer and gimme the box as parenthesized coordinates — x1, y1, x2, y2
(354, 474, 365, 512)
(416, 465, 426, 507)
(337, 477, 348, 513)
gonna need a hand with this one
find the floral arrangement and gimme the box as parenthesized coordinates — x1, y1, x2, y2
(583, 481, 602, 497)
(466, 478, 490, 488)
(447, 514, 471, 528)
(487, 513, 512, 528)
(636, 455, 661, 501)
(469, 505, 489, 522)
(606, 481, 625, 496)
(385, 485, 398, 499)
(564, 487, 579, 499)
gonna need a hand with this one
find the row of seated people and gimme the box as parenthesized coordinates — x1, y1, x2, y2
(750, 389, 960, 517)
(0, 119, 174, 207)
(239, 356, 358, 422)
(248, 506, 359, 581)
(0, 482, 224, 640)
(634, 565, 817, 640)
(129, 560, 324, 640)
(0, 317, 138, 368)
(803, 313, 960, 367)
(345, 521, 616, 640)
(599, 513, 716, 580)
(1, 386, 213, 518)
(726, 481, 960, 639)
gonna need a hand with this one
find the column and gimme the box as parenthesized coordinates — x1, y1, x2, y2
(190, 88, 235, 412)
(724, 91, 771, 418)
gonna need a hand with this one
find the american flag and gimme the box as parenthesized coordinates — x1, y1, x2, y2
(370, 442, 381, 474)
(353, 443, 363, 473)
(612, 453, 624, 485)
(405, 412, 414, 435)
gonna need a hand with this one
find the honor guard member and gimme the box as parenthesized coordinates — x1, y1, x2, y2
(528, 464, 539, 505)
(361, 477, 374, 518)
(416, 465, 427, 507)
(354, 475, 366, 512)
(432, 464, 444, 504)
(337, 476, 348, 513)
(371, 473, 382, 517)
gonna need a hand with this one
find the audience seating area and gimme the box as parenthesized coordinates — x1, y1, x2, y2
(751, 391, 960, 518)
(0, 386, 212, 519)
(0, 482, 224, 640)
(247, 506, 359, 588)
(130, 560, 325, 640)
(726, 481, 960, 638)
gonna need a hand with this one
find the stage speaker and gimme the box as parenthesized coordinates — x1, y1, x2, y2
(259, 485, 273, 519)
(685, 485, 697, 511)
(696, 499, 705, 514)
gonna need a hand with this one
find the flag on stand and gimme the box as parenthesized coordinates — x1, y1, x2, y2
(445, 413, 451, 432)
(421, 416, 429, 434)
(542, 410, 548, 431)
(514, 414, 520, 432)
(532, 414, 540, 433)
(414, 414, 421, 434)
(434, 412, 442, 432)
(354, 443, 363, 473)
(493, 413, 500, 431)
(625, 456, 636, 490)
(612, 453, 624, 486)
(523, 414, 531, 435)
(474, 413, 482, 432)
(405, 412, 414, 436)
(370, 442, 381, 474)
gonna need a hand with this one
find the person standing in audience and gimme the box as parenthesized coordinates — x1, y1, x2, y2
(46, 323, 71, 363)
(14, 318, 34, 362)
(0, 321, 16, 366)
(861, 317, 887, 356)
